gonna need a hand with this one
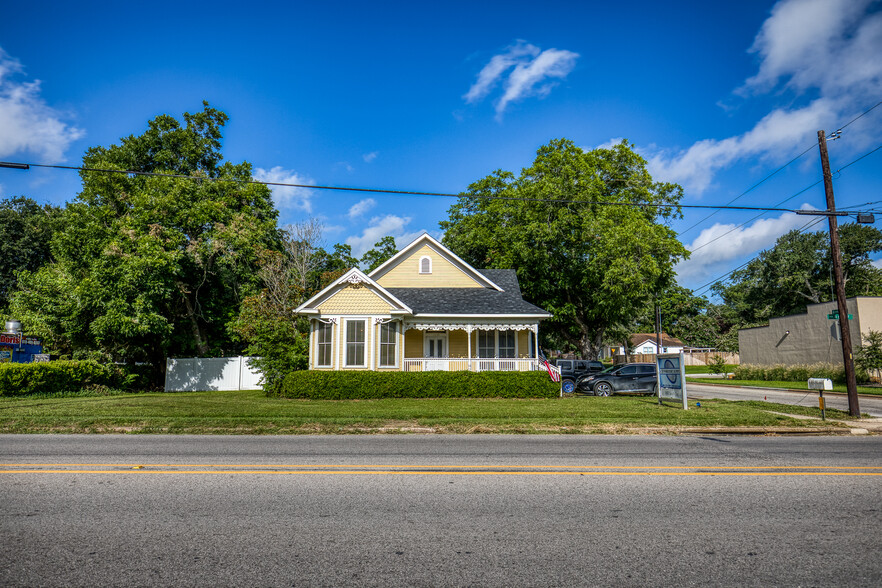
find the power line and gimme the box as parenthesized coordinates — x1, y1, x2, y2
(836, 99, 882, 133)
(689, 195, 875, 299)
(677, 143, 816, 237)
(687, 180, 822, 254)
(677, 98, 882, 237)
(690, 216, 827, 297)
(0, 159, 875, 218)
(685, 143, 882, 254)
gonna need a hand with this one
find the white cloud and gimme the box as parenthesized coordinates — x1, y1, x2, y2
(594, 137, 625, 151)
(362, 151, 378, 163)
(0, 47, 84, 163)
(464, 40, 579, 120)
(741, 0, 878, 96)
(642, 0, 882, 195)
(253, 166, 314, 212)
(676, 209, 818, 282)
(464, 41, 540, 103)
(345, 215, 423, 258)
(348, 198, 376, 219)
(646, 99, 837, 194)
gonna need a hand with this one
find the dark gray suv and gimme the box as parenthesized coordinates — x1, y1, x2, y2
(575, 363, 658, 396)
(556, 359, 605, 394)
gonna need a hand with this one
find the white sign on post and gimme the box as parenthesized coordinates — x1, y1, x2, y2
(656, 352, 688, 410)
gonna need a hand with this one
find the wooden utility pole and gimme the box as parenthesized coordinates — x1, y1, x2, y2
(818, 130, 860, 417)
(655, 303, 662, 354)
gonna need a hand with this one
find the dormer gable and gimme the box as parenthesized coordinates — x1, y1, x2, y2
(369, 233, 503, 291)
(295, 268, 413, 316)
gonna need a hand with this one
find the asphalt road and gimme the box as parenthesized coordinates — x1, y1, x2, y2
(2, 434, 881, 587)
(687, 381, 882, 417)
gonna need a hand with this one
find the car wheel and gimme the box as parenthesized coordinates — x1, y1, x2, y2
(650, 384, 658, 397)
(594, 382, 613, 397)
(561, 379, 575, 394)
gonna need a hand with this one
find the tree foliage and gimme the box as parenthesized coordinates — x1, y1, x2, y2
(10, 103, 280, 375)
(441, 138, 687, 358)
(312, 243, 359, 289)
(856, 329, 882, 381)
(360, 236, 397, 272)
(0, 197, 60, 311)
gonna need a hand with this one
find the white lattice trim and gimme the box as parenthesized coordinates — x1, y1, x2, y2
(404, 322, 537, 332)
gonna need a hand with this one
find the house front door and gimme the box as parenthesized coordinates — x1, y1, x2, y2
(426, 334, 446, 358)
(425, 333, 447, 371)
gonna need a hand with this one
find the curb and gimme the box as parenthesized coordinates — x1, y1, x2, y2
(680, 427, 852, 435)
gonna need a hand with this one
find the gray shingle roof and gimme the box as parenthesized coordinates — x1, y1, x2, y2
(385, 269, 550, 316)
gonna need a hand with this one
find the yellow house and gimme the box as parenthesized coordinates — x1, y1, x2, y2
(294, 234, 551, 372)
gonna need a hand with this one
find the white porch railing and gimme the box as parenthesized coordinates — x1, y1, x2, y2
(403, 358, 540, 372)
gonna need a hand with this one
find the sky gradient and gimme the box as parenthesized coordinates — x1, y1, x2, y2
(1, 0, 881, 297)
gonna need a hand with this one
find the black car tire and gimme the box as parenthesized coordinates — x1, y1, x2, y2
(561, 379, 575, 394)
(594, 382, 613, 397)
(649, 384, 658, 396)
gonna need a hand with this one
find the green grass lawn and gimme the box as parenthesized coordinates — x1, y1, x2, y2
(0, 389, 853, 434)
(687, 377, 882, 396)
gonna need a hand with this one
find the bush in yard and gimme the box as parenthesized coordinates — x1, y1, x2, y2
(277, 370, 560, 400)
(0, 360, 115, 396)
(706, 354, 728, 375)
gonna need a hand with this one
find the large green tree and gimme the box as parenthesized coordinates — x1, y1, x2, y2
(10, 103, 280, 373)
(0, 196, 60, 312)
(441, 138, 687, 359)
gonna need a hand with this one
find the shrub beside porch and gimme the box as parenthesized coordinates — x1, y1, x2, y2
(277, 370, 559, 400)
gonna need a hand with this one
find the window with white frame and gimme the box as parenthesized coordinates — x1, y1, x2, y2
(345, 319, 366, 366)
(379, 322, 398, 367)
(498, 330, 516, 358)
(419, 256, 432, 274)
(316, 321, 333, 367)
(478, 330, 494, 358)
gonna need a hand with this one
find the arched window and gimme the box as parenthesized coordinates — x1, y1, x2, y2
(419, 256, 432, 274)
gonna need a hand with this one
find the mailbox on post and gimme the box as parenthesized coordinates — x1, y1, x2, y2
(808, 378, 833, 420)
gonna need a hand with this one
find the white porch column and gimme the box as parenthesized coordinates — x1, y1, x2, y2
(533, 325, 540, 369)
(466, 325, 473, 371)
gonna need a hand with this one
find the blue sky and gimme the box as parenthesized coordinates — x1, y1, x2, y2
(1, 0, 881, 296)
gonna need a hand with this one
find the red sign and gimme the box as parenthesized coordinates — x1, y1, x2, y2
(0, 334, 40, 346)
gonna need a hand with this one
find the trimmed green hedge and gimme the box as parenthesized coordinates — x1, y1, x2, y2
(733, 363, 869, 384)
(277, 370, 560, 399)
(0, 360, 123, 396)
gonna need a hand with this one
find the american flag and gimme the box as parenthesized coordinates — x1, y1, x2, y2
(538, 349, 561, 383)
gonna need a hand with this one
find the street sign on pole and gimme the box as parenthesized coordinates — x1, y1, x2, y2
(827, 312, 852, 320)
(657, 352, 687, 410)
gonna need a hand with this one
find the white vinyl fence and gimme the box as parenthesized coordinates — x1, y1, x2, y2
(164, 356, 263, 392)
